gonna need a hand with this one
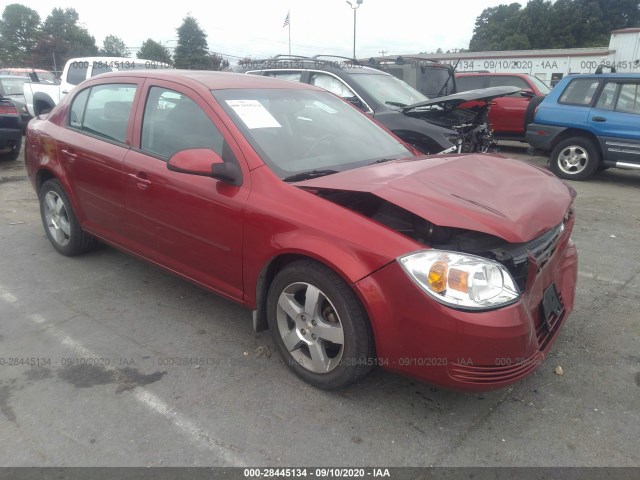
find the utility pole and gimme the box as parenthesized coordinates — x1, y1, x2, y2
(346, 0, 363, 60)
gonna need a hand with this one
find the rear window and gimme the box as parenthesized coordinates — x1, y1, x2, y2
(559, 78, 601, 106)
(488, 76, 530, 90)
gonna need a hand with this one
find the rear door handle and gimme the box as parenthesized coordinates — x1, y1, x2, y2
(592, 116, 607, 122)
(60, 149, 78, 161)
(127, 172, 152, 189)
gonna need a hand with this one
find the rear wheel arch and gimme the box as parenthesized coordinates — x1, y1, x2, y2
(550, 128, 603, 158)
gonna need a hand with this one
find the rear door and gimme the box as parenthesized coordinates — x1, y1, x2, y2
(486, 75, 532, 134)
(55, 79, 141, 243)
(590, 79, 640, 165)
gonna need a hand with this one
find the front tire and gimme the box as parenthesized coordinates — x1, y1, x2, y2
(39, 179, 98, 256)
(266, 260, 375, 390)
(550, 136, 600, 180)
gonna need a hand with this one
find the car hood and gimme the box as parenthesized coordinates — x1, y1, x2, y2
(402, 86, 521, 111)
(296, 154, 574, 243)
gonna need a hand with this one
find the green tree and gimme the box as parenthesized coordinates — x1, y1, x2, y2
(469, 0, 640, 51)
(469, 3, 522, 51)
(100, 34, 129, 57)
(32, 8, 97, 70)
(173, 15, 211, 69)
(0, 4, 41, 66)
(137, 38, 172, 64)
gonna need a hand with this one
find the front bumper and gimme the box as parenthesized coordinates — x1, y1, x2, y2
(354, 224, 578, 392)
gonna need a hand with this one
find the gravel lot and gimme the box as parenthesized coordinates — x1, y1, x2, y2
(0, 142, 639, 467)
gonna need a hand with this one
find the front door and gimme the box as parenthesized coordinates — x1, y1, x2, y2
(122, 81, 249, 300)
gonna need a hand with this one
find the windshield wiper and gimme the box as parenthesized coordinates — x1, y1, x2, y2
(369, 158, 396, 165)
(385, 101, 408, 108)
(283, 169, 339, 182)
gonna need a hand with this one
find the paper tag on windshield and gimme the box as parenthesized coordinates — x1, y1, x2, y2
(225, 100, 281, 129)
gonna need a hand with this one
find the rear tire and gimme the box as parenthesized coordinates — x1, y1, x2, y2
(266, 260, 375, 390)
(550, 136, 600, 181)
(39, 179, 98, 256)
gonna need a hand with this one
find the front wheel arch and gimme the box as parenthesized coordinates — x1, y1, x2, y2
(265, 258, 376, 389)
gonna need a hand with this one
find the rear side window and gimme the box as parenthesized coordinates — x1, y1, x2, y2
(264, 71, 302, 82)
(455, 76, 486, 92)
(66, 62, 88, 86)
(616, 83, 640, 114)
(595, 82, 619, 110)
(559, 78, 601, 105)
(488, 76, 530, 90)
(310, 73, 357, 99)
(80, 84, 137, 143)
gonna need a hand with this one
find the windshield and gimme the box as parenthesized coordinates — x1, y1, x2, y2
(212, 88, 411, 179)
(0, 77, 27, 95)
(528, 75, 551, 94)
(350, 73, 429, 107)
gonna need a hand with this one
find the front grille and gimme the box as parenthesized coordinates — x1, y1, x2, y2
(449, 352, 544, 385)
(498, 223, 565, 291)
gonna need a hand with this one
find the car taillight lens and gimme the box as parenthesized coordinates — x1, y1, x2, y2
(0, 104, 18, 115)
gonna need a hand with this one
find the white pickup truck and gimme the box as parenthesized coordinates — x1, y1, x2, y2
(23, 56, 171, 116)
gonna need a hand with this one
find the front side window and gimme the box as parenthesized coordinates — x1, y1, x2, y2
(559, 78, 601, 105)
(616, 83, 640, 114)
(141, 87, 224, 159)
(213, 88, 411, 179)
(81, 83, 137, 143)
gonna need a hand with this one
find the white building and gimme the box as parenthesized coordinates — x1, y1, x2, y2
(380, 28, 640, 86)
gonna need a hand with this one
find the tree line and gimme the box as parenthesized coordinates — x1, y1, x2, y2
(0, 4, 229, 72)
(470, 0, 640, 51)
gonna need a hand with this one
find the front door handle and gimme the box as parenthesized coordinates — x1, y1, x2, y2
(592, 116, 607, 122)
(127, 172, 152, 190)
(60, 149, 78, 162)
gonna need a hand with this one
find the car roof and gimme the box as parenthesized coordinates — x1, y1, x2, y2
(90, 70, 321, 91)
(455, 72, 532, 76)
(564, 73, 640, 79)
(0, 74, 29, 79)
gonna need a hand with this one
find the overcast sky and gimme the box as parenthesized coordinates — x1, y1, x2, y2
(25, 0, 527, 60)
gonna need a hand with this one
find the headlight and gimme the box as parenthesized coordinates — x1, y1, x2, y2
(398, 250, 520, 310)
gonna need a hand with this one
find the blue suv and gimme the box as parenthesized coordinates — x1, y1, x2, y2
(526, 73, 640, 180)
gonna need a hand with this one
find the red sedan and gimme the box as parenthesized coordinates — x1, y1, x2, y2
(25, 70, 577, 391)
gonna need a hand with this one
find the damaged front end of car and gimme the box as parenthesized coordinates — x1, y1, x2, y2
(402, 86, 522, 154)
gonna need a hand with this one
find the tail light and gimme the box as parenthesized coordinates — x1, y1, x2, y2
(0, 103, 19, 115)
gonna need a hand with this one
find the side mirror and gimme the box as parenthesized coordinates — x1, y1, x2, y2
(167, 149, 242, 186)
(520, 89, 535, 98)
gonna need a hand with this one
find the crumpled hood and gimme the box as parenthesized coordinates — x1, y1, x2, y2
(296, 154, 574, 243)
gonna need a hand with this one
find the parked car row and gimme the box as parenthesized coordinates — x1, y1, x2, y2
(24, 69, 578, 391)
(240, 55, 524, 155)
